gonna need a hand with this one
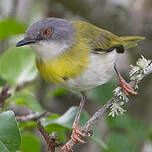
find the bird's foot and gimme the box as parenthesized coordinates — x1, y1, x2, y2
(119, 75, 137, 96)
(71, 124, 86, 143)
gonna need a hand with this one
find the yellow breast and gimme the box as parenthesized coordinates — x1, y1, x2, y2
(36, 39, 90, 84)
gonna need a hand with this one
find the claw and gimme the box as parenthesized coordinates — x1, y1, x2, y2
(119, 75, 137, 96)
(71, 125, 86, 143)
(71, 133, 86, 143)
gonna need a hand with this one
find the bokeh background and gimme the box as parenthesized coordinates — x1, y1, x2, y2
(0, 0, 152, 152)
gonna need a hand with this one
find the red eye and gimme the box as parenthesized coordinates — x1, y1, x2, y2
(42, 28, 51, 37)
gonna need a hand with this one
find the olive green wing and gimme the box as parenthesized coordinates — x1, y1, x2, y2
(87, 30, 124, 53)
(72, 21, 145, 53)
(86, 29, 119, 50)
(72, 21, 121, 52)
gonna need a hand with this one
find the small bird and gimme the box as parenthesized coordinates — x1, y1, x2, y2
(16, 18, 145, 143)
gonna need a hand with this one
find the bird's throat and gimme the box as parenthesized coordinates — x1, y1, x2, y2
(30, 41, 71, 61)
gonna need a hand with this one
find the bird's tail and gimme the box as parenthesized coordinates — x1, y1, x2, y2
(118, 36, 145, 49)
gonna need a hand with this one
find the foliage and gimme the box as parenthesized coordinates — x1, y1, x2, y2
(0, 47, 37, 86)
(19, 132, 41, 152)
(0, 111, 21, 152)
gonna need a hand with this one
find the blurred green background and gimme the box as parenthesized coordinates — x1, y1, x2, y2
(0, 0, 152, 152)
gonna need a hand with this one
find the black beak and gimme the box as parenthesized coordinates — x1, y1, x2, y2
(16, 38, 36, 47)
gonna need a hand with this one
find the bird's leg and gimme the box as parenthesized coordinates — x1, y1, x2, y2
(71, 92, 87, 143)
(114, 64, 137, 96)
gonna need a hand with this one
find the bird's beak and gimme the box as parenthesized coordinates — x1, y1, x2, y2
(16, 38, 36, 47)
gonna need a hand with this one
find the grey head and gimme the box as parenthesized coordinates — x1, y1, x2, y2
(16, 18, 75, 60)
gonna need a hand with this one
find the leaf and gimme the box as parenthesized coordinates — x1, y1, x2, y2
(42, 107, 86, 129)
(8, 92, 43, 113)
(0, 47, 37, 85)
(0, 18, 26, 40)
(0, 140, 9, 152)
(0, 111, 21, 152)
(42, 106, 106, 148)
(19, 132, 41, 152)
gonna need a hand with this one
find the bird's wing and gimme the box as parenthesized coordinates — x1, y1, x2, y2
(72, 21, 125, 53)
(88, 31, 125, 54)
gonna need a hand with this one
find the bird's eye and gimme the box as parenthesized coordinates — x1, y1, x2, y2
(42, 28, 51, 37)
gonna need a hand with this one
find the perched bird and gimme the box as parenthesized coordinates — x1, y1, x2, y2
(16, 18, 145, 143)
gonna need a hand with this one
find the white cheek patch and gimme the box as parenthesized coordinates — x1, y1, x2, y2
(30, 41, 70, 61)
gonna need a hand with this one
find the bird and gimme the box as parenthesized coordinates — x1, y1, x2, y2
(16, 17, 145, 143)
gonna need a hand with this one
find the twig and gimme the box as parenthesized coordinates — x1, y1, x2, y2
(60, 56, 152, 152)
(0, 81, 34, 111)
(0, 84, 11, 111)
(36, 120, 63, 152)
(16, 111, 51, 122)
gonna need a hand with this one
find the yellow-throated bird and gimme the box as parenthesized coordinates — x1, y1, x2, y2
(16, 18, 145, 143)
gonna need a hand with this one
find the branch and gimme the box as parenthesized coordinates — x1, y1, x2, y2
(60, 56, 152, 152)
(0, 85, 11, 111)
(36, 120, 63, 152)
(0, 81, 34, 111)
(16, 111, 51, 122)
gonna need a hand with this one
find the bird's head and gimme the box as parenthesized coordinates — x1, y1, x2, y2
(16, 18, 75, 60)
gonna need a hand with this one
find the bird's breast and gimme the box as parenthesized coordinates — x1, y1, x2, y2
(63, 49, 118, 92)
(35, 41, 90, 83)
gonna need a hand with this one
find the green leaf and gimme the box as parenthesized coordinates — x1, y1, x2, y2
(19, 121, 36, 129)
(19, 132, 41, 152)
(0, 111, 21, 152)
(8, 92, 43, 113)
(0, 140, 9, 152)
(0, 18, 26, 40)
(0, 47, 37, 85)
(42, 106, 106, 148)
(42, 107, 86, 129)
